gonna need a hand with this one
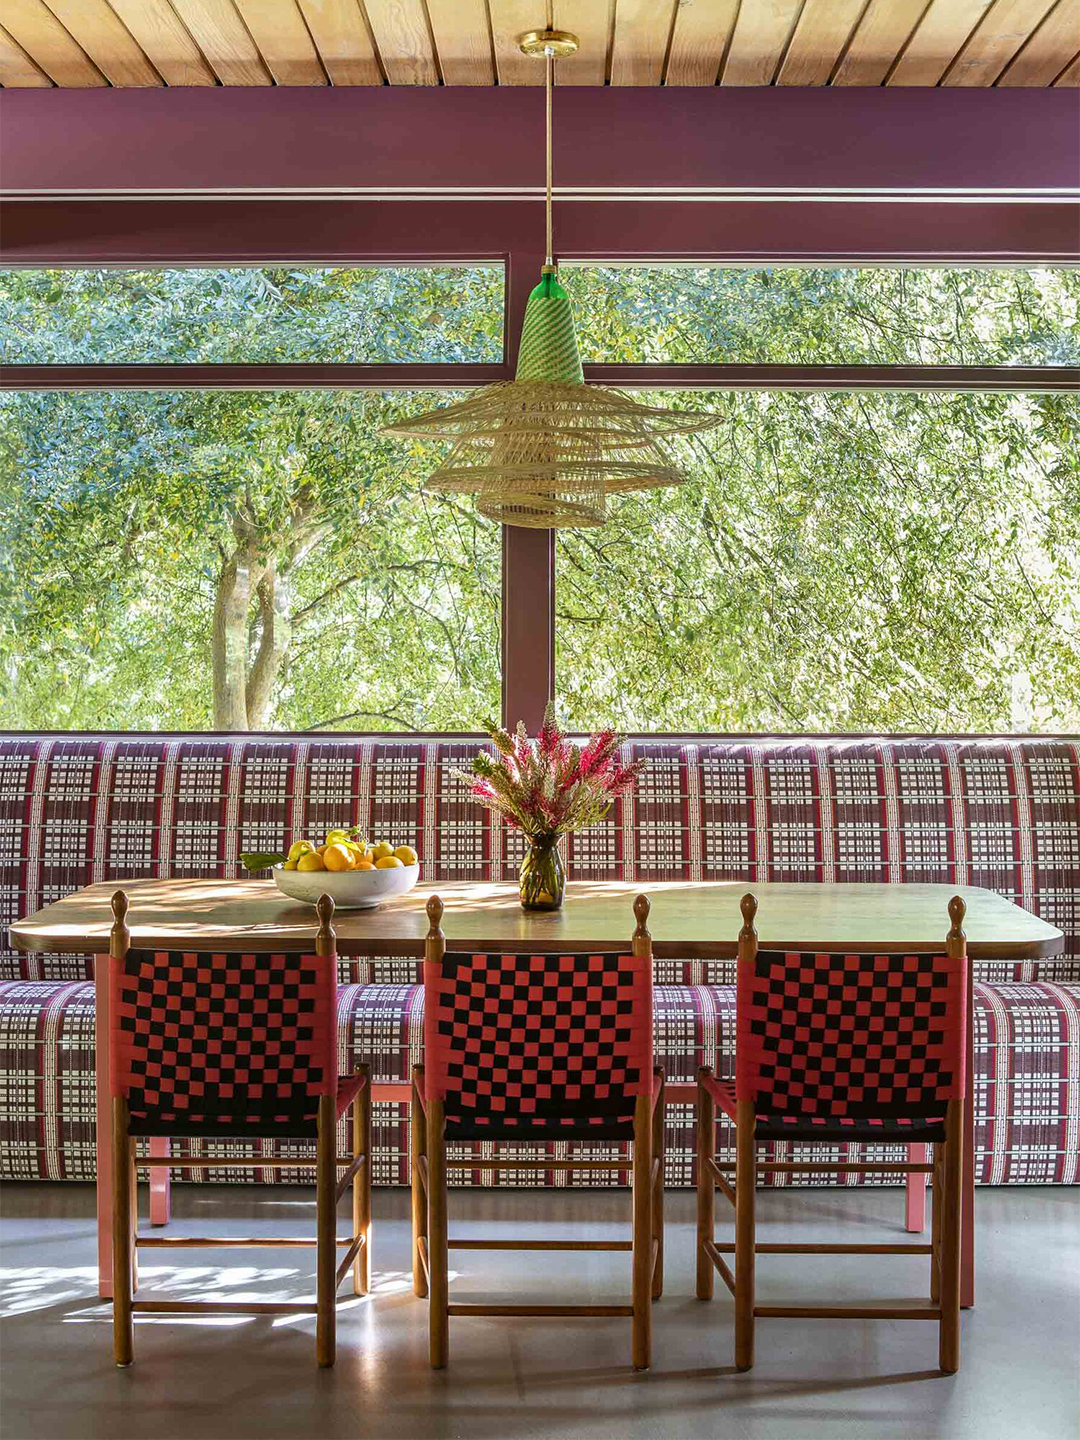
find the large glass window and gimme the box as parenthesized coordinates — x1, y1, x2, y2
(2, 259, 1076, 735)
(565, 265, 1080, 367)
(0, 390, 501, 731)
(556, 390, 1080, 732)
(0, 265, 504, 364)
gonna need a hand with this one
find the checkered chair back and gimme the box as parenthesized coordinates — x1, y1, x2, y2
(424, 950, 654, 1140)
(110, 948, 339, 1138)
(736, 948, 967, 1132)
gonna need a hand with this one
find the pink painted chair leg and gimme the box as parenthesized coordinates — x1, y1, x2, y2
(94, 957, 113, 1299)
(906, 1144, 929, 1233)
(148, 1137, 171, 1225)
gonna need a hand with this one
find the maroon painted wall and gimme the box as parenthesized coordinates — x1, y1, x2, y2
(1, 86, 1077, 197)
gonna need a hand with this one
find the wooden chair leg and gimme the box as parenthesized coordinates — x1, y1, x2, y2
(651, 1071, 665, 1301)
(734, 1099, 756, 1373)
(411, 1068, 428, 1299)
(696, 1069, 716, 1301)
(931, 1141, 943, 1305)
(130, 1140, 139, 1293)
(353, 1067, 371, 1296)
(631, 1091, 653, 1370)
(939, 1100, 963, 1374)
(315, 1093, 337, 1368)
(112, 1098, 134, 1368)
(426, 1097, 449, 1369)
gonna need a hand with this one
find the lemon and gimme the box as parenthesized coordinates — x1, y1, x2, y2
(375, 855, 404, 869)
(326, 829, 351, 846)
(287, 840, 314, 863)
(393, 845, 418, 866)
(355, 860, 375, 872)
(297, 852, 326, 873)
(282, 859, 299, 871)
(370, 841, 394, 860)
(323, 842, 353, 873)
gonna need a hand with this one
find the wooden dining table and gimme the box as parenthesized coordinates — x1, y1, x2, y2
(12, 876, 1063, 1305)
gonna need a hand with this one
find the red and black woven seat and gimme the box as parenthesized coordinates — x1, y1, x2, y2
(415, 895, 664, 1370)
(701, 946, 966, 1142)
(108, 891, 372, 1371)
(697, 894, 969, 1375)
(111, 947, 361, 1138)
(424, 948, 654, 1140)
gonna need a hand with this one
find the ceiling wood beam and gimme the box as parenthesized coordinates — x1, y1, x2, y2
(1051, 47, 1080, 78)
(105, 0, 217, 85)
(942, 0, 1059, 84)
(555, 0, 610, 84)
(776, 0, 867, 84)
(425, 0, 492, 84)
(887, 0, 993, 85)
(610, 0, 674, 86)
(43, 0, 162, 84)
(0, 22, 54, 83)
(489, 0, 543, 85)
(1, 0, 107, 84)
(167, 0, 274, 83)
(294, 0, 383, 84)
(998, 0, 1080, 84)
(721, 0, 805, 86)
(363, 0, 438, 84)
(832, 0, 928, 85)
(665, 0, 738, 85)
(231, 0, 327, 83)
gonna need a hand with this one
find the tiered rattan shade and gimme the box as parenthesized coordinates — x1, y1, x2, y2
(382, 25, 722, 527)
(385, 271, 721, 527)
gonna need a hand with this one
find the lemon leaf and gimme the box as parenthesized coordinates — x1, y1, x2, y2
(240, 851, 287, 872)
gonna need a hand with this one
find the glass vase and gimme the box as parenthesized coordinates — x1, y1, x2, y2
(519, 833, 566, 911)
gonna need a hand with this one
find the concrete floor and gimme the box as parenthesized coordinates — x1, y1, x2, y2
(0, 1183, 1077, 1440)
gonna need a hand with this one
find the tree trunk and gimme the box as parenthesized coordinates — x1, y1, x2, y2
(246, 564, 292, 730)
(212, 538, 264, 730)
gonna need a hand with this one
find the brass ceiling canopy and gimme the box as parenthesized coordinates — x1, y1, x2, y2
(381, 20, 722, 528)
(517, 27, 579, 58)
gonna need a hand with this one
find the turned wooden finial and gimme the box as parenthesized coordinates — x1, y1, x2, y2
(739, 891, 758, 938)
(315, 892, 336, 957)
(633, 893, 651, 937)
(426, 894, 445, 934)
(425, 894, 446, 966)
(632, 893, 651, 957)
(948, 895, 966, 935)
(110, 890, 130, 959)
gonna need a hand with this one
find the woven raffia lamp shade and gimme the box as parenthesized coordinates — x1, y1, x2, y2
(382, 27, 722, 527)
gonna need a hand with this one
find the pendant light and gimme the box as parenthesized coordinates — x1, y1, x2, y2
(382, 20, 722, 528)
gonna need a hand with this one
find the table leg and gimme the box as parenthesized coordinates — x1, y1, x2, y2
(905, 1145, 929, 1233)
(148, 1138, 171, 1225)
(94, 958, 113, 1299)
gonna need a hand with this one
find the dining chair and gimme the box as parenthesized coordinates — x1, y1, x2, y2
(696, 892, 967, 1374)
(412, 893, 664, 1369)
(108, 889, 371, 1368)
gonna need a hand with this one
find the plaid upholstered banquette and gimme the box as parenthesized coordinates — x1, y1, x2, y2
(1, 733, 1077, 1187)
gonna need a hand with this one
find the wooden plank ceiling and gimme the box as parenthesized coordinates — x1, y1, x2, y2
(1, 0, 1077, 87)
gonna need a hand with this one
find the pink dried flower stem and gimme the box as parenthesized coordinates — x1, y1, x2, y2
(457, 704, 646, 840)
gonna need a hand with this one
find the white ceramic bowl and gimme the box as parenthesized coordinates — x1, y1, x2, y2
(272, 862, 420, 910)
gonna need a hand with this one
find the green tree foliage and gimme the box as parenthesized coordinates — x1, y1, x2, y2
(566, 265, 1080, 366)
(0, 389, 501, 731)
(0, 265, 504, 364)
(0, 264, 1077, 734)
(557, 390, 1080, 732)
